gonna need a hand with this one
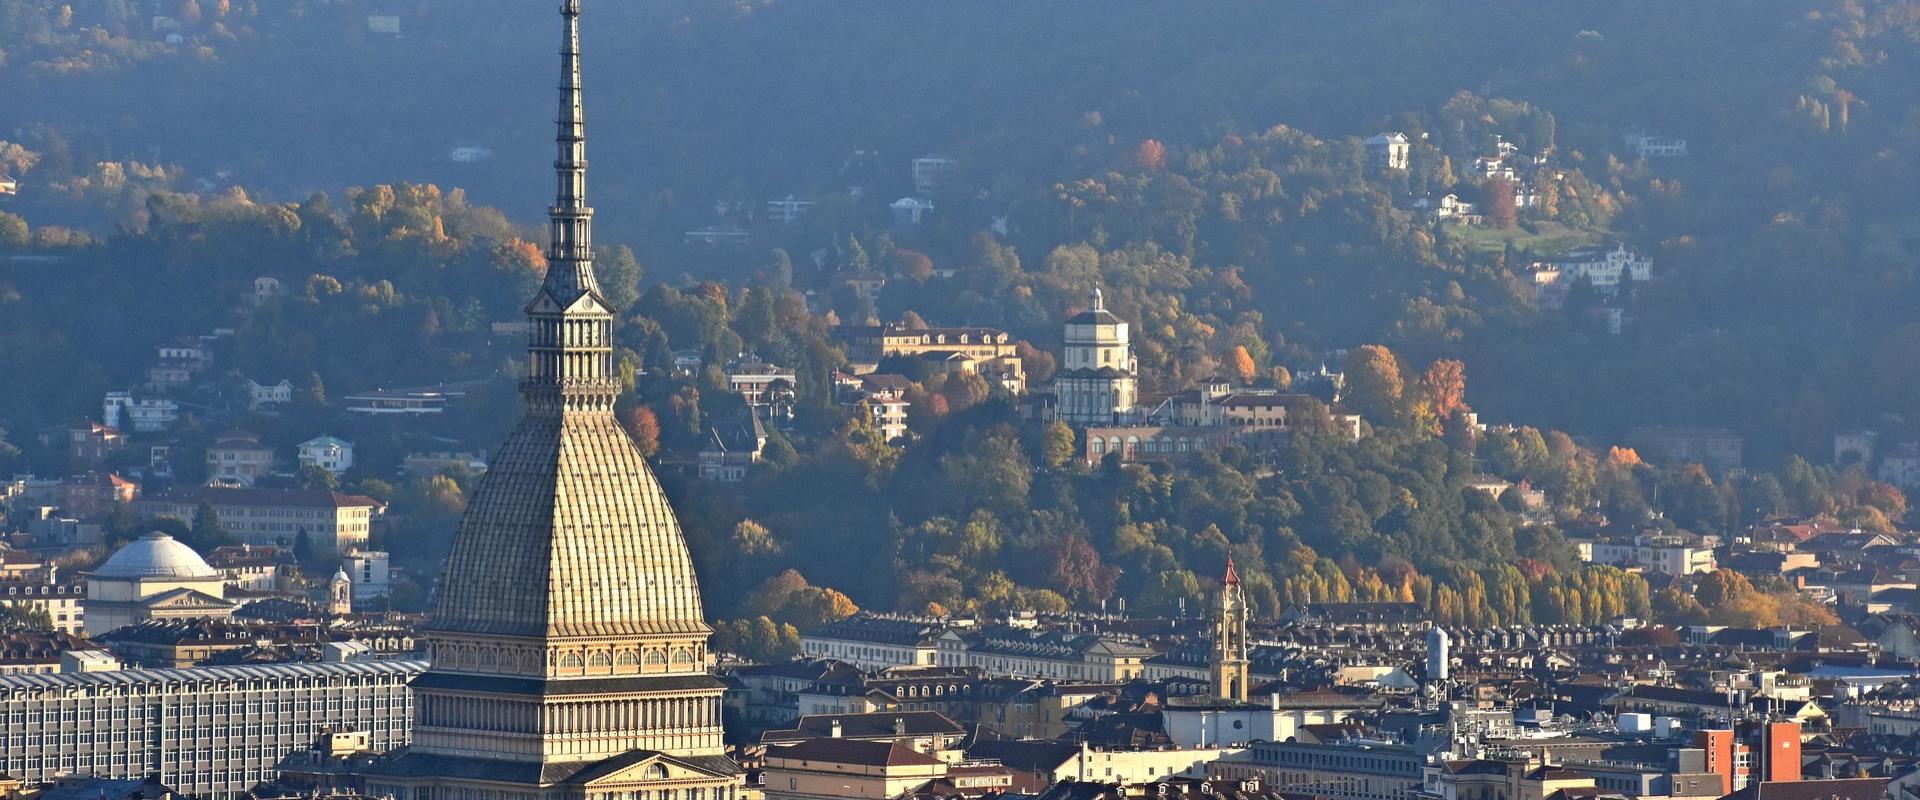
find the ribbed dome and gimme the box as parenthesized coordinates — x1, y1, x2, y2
(427, 412, 707, 639)
(95, 533, 218, 580)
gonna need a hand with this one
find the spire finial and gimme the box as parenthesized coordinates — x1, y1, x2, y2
(1224, 556, 1240, 586)
(545, 0, 598, 301)
(520, 0, 616, 411)
(1092, 286, 1104, 311)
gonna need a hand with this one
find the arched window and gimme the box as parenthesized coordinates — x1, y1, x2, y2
(588, 652, 612, 668)
(645, 650, 667, 665)
(671, 648, 694, 667)
(617, 650, 640, 667)
(559, 653, 584, 669)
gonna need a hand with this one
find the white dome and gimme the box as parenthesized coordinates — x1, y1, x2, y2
(95, 533, 219, 580)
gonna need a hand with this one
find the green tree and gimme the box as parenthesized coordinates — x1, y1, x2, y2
(1345, 345, 1404, 422)
(1037, 420, 1076, 469)
(599, 245, 644, 312)
(731, 519, 780, 557)
(297, 463, 339, 491)
(0, 602, 53, 630)
(0, 211, 27, 249)
(188, 502, 229, 551)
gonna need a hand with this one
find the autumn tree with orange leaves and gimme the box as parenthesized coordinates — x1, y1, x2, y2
(1135, 138, 1167, 171)
(620, 405, 661, 457)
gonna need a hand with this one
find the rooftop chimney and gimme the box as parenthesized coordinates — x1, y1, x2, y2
(894, 716, 907, 736)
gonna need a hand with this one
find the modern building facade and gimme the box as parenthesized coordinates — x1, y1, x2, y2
(363, 6, 739, 799)
(0, 659, 422, 799)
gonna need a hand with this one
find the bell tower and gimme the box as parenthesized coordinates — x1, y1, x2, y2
(1210, 557, 1250, 702)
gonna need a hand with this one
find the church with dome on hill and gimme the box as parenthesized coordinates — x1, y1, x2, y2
(364, 3, 739, 799)
(1054, 287, 1140, 426)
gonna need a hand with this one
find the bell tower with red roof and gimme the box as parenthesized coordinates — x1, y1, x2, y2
(1210, 556, 1250, 701)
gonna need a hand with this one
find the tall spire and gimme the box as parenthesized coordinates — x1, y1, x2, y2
(547, 0, 597, 301)
(369, 3, 734, 794)
(522, 0, 615, 413)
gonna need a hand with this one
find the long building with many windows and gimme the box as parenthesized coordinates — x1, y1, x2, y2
(0, 659, 424, 799)
(135, 487, 379, 555)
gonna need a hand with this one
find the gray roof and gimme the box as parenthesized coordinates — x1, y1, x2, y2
(91, 533, 219, 580)
(0, 657, 425, 695)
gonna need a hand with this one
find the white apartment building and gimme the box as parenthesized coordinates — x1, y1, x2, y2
(0, 659, 423, 799)
(1554, 244, 1653, 289)
(343, 550, 392, 602)
(1588, 533, 1716, 576)
(103, 392, 180, 433)
(247, 379, 294, 410)
(298, 436, 355, 476)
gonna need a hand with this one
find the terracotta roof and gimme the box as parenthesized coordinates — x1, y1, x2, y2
(149, 487, 378, 509)
(763, 710, 963, 743)
(1724, 778, 1886, 800)
(767, 738, 943, 768)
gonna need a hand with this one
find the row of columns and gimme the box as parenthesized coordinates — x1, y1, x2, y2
(419, 694, 722, 738)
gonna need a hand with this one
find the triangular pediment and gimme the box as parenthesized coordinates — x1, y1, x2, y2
(572, 752, 738, 787)
(526, 290, 565, 314)
(143, 588, 232, 609)
(564, 291, 611, 315)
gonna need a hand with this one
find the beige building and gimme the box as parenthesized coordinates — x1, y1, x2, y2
(935, 627, 1155, 682)
(205, 430, 275, 487)
(0, 633, 99, 675)
(1212, 740, 1426, 800)
(81, 533, 234, 637)
(762, 711, 967, 759)
(363, 8, 740, 799)
(136, 487, 377, 555)
(842, 324, 1021, 364)
(1, 577, 87, 635)
(763, 738, 946, 800)
(802, 617, 945, 669)
(1069, 745, 1233, 784)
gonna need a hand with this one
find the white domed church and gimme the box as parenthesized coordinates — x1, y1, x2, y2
(82, 532, 234, 636)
